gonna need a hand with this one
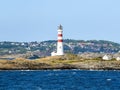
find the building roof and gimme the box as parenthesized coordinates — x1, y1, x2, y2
(58, 24, 63, 30)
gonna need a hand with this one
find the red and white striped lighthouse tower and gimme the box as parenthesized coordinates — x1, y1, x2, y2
(51, 24, 64, 56)
(56, 24, 64, 55)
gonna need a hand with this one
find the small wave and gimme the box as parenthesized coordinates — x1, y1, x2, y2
(72, 72, 76, 75)
(107, 78, 112, 81)
(48, 73, 53, 76)
(36, 87, 42, 90)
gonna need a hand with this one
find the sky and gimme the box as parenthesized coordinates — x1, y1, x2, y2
(0, 0, 120, 43)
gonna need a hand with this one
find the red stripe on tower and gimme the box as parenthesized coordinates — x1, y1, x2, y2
(58, 34, 63, 37)
(58, 40, 63, 42)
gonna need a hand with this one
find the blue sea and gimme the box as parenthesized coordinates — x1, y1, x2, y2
(0, 70, 120, 90)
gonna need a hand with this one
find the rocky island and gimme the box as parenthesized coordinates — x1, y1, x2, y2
(0, 54, 120, 70)
(0, 39, 120, 70)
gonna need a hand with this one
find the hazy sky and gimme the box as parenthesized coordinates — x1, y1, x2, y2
(0, 0, 120, 43)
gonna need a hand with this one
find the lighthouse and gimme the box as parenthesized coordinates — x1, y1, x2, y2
(57, 25, 64, 55)
(51, 25, 64, 56)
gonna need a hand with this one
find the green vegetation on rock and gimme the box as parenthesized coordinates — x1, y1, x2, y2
(0, 54, 120, 70)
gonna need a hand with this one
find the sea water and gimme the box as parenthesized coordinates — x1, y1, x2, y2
(0, 70, 120, 90)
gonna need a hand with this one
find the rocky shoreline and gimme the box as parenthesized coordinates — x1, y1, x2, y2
(0, 56, 120, 70)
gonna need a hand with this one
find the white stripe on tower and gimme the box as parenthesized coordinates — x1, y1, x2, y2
(57, 24, 64, 55)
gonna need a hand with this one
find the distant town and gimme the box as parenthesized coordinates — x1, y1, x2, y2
(0, 39, 120, 60)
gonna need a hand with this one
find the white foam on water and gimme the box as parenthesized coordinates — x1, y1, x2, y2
(20, 70, 31, 71)
(107, 78, 111, 81)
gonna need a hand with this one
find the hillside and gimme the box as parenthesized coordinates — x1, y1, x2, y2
(0, 39, 120, 56)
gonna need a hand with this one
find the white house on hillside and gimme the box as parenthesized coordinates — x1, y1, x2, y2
(116, 57, 120, 61)
(102, 55, 112, 60)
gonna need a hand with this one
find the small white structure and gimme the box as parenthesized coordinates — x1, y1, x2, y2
(116, 57, 120, 61)
(51, 25, 64, 56)
(102, 55, 112, 60)
(51, 51, 57, 56)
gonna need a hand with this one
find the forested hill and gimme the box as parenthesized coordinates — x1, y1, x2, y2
(0, 39, 120, 56)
